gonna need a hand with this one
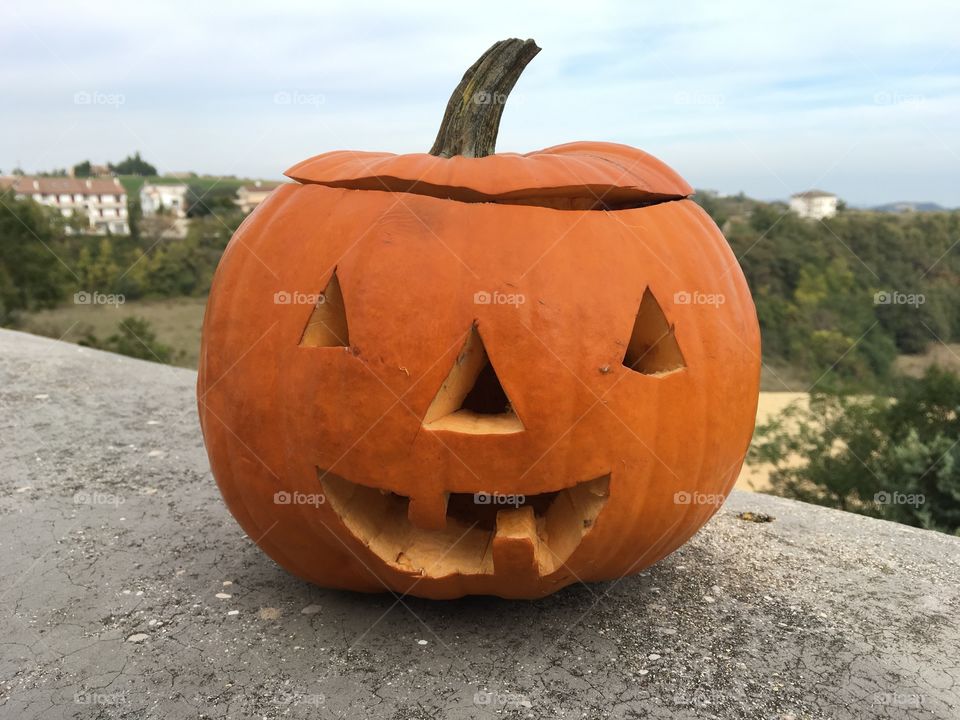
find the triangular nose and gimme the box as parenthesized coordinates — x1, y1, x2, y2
(299, 270, 350, 347)
(423, 325, 524, 434)
(622, 289, 685, 374)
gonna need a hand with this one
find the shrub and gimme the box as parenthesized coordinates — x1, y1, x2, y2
(750, 367, 960, 535)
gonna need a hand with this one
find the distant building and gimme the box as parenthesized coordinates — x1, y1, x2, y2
(13, 176, 129, 234)
(140, 183, 189, 218)
(236, 181, 283, 214)
(0, 176, 15, 192)
(789, 190, 839, 219)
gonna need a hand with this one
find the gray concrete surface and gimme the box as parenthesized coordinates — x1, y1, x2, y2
(0, 327, 958, 719)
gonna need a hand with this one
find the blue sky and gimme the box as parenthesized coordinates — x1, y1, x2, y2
(2, 1, 958, 205)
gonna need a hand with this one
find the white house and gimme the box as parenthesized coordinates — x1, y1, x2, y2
(13, 176, 129, 234)
(236, 181, 284, 214)
(789, 190, 839, 220)
(140, 183, 189, 218)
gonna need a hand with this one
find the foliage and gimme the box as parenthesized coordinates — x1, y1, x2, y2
(0, 191, 72, 319)
(750, 367, 960, 535)
(109, 152, 157, 176)
(3, 183, 960, 387)
(79, 316, 177, 364)
(72, 160, 92, 178)
(699, 196, 960, 390)
(186, 183, 242, 217)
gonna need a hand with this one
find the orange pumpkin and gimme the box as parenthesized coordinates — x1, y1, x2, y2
(198, 39, 760, 599)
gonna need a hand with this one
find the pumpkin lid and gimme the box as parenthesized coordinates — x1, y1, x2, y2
(286, 40, 692, 209)
(284, 141, 692, 208)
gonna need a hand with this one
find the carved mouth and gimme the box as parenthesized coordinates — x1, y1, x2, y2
(319, 470, 610, 579)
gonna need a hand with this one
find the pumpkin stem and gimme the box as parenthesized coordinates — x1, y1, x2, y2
(429, 38, 540, 159)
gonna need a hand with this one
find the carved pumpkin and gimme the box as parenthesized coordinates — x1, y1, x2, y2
(198, 39, 760, 599)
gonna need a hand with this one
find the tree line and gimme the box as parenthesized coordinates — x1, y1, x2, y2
(0, 189, 242, 320)
(698, 195, 960, 391)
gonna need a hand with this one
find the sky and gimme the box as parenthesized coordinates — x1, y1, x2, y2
(2, 1, 958, 206)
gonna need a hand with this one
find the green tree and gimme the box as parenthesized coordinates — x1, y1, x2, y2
(110, 151, 157, 176)
(80, 316, 175, 363)
(751, 367, 960, 535)
(72, 160, 92, 178)
(0, 193, 71, 319)
(75, 237, 122, 292)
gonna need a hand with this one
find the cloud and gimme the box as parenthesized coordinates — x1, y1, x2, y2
(1, 0, 958, 204)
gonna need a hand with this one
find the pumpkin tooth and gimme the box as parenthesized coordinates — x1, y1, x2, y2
(407, 493, 449, 531)
(492, 506, 540, 578)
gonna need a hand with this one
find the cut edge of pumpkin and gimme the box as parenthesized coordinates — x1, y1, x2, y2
(622, 289, 687, 375)
(422, 324, 525, 435)
(318, 469, 610, 579)
(287, 176, 687, 211)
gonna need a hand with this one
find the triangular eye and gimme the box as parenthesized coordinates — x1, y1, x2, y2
(299, 270, 350, 347)
(622, 289, 685, 375)
(423, 325, 524, 434)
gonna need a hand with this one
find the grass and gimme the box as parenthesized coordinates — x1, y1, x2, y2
(894, 343, 960, 377)
(19, 296, 208, 368)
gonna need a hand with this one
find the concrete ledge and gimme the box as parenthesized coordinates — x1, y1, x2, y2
(1, 328, 958, 719)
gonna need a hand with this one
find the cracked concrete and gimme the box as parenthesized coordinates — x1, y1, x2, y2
(0, 327, 958, 719)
